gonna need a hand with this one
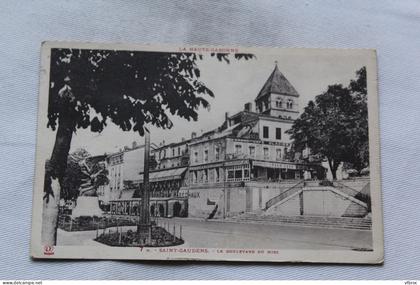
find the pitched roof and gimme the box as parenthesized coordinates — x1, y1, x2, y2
(255, 64, 299, 100)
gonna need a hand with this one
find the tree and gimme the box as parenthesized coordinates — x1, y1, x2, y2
(287, 67, 368, 180)
(42, 48, 253, 245)
(78, 155, 109, 197)
(56, 149, 108, 201)
(346, 67, 369, 174)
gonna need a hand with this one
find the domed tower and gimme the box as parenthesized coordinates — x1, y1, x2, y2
(255, 62, 300, 120)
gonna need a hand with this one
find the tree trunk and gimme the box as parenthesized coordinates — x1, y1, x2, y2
(41, 177, 60, 245)
(41, 116, 74, 245)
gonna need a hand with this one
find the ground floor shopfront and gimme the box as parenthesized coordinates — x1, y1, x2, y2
(188, 159, 324, 185)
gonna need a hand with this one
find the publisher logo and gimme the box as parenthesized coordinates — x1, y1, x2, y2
(43, 245, 55, 255)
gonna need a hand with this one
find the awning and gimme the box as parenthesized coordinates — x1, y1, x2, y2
(253, 160, 304, 170)
(138, 167, 187, 183)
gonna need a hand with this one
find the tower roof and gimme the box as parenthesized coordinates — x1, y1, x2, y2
(255, 63, 299, 100)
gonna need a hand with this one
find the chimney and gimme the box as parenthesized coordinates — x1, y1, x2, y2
(132, 141, 137, 149)
(191, 132, 197, 139)
(181, 137, 185, 142)
(244, 102, 252, 112)
(124, 145, 129, 151)
(225, 112, 230, 127)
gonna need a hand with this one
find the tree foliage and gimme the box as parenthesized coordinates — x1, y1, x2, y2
(45, 49, 254, 195)
(48, 49, 254, 135)
(59, 149, 109, 201)
(287, 67, 368, 179)
(78, 155, 109, 197)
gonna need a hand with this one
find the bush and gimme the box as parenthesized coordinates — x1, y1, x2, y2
(95, 226, 184, 247)
(58, 215, 138, 232)
(319, 180, 334, 187)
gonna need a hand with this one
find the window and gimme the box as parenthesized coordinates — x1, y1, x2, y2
(263, 126, 269, 139)
(197, 170, 202, 183)
(215, 146, 220, 160)
(227, 170, 235, 180)
(194, 151, 198, 163)
(203, 169, 208, 183)
(276, 148, 282, 160)
(192, 171, 197, 184)
(276, 128, 282, 140)
(249, 146, 255, 157)
(235, 144, 242, 154)
(264, 147, 269, 159)
(172, 148, 175, 157)
(287, 99, 293, 109)
(235, 169, 242, 180)
(215, 168, 219, 182)
(244, 168, 250, 179)
(178, 147, 181, 156)
(276, 100, 282, 108)
(204, 149, 209, 162)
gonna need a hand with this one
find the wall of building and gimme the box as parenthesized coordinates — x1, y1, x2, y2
(226, 137, 291, 162)
(189, 138, 226, 166)
(108, 154, 124, 200)
(257, 118, 293, 144)
(155, 142, 189, 169)
(123, 147, 145, 181)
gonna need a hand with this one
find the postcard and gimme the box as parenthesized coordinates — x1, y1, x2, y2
(31, 42, 383, 263)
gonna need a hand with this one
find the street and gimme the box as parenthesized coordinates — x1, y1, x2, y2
(161, 218, 372, 250)
(57, 217, 372, 250)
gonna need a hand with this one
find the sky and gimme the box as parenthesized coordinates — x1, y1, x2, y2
(40, 49, 369, 157)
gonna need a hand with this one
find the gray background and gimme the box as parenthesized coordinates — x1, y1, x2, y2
(1, 0, 419, 279)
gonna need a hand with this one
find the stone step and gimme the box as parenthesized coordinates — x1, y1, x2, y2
(238, 218, 371, 226)
(230, 214, 372, 230)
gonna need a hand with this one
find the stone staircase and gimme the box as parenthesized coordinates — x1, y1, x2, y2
(229, 213, 372, 230)
(264, 180, 305, 210)
(342, 201, 368, 218)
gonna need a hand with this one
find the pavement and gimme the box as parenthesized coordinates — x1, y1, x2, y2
(57, 217, 372, 250)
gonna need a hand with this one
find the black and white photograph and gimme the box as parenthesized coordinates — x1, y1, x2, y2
(31, 42, 383, 263)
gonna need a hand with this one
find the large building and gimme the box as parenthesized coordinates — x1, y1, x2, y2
(181, 64, 325, 218)
(105, 63, 370, 220)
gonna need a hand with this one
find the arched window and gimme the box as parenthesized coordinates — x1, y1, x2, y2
(276, 100, 282, 108)
(287, 99, 293, 109)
